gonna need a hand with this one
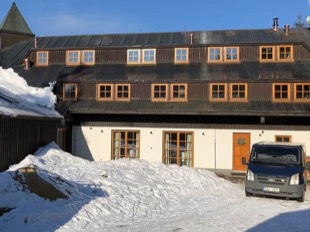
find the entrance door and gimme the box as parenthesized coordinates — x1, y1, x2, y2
(233, 133, 251, 171)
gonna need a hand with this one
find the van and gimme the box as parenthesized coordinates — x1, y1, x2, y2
(242, 142, 310, 202)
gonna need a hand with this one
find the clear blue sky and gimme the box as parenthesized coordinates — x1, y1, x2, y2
(1, 0, 309, 36)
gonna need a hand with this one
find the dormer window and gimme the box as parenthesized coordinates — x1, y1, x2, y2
(66, 50, 95, 66)
(63, 83, 78, 101)
(127, 49, 140, 64)
(127, 49, 156, 65)
(208, 47, 222, 62)
(174, 48, 188, 64)
(278, 45, 293, 62)
(260, 46, 275, 62)
(208, 47, 239, 63)
(36, 51, 48, 66)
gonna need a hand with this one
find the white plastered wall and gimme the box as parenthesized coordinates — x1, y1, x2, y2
(72, 125, 310, 171)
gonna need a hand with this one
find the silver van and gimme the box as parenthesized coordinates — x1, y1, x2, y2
(242, 142, 310, 202)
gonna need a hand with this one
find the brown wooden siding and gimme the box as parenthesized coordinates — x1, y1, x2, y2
(131, 83, 151, 100)
(248, 82, 271, 101)
(294, 45, 310, 60)
(156, 48, 174, 63)
(188, 83, 208, 100)
(240, 46, 259, 61)
(189, 47, 207, 62)
(96, 49, 127, 64)
(0, 116, 61, 171)
(79, 83, 96, 100)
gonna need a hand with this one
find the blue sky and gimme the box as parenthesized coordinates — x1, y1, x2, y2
(1, 0, 309, 36)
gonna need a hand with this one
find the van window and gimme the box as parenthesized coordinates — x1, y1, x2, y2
(251, 146, 300, 165)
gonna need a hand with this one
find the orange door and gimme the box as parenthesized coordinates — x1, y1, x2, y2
(233, 133, 251, 171)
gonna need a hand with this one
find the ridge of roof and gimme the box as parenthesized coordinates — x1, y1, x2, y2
(0, 2, 34, 35)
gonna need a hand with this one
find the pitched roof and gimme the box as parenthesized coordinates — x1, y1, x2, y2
(0, 2, 34, 35)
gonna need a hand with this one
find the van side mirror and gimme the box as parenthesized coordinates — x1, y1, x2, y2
(242, 157, 248, 166)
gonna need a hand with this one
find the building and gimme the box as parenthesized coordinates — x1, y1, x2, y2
(1, 3, 310, 174)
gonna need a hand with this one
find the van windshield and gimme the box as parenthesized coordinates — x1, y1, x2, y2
(250, 146, 300, 166)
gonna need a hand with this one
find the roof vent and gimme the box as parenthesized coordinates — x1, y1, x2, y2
(24, 58, 30, 70)
(273, 18, 279, 31)
(189, 33, 194, 44)
(34, 37, 37, 48)
(284, 24, 290, 36)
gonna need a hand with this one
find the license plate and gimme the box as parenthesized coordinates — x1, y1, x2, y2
(263, 187, 280, 193)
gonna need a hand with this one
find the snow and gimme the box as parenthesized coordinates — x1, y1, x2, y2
(0, 67, 61, 118)
(1, 143, 310, 232)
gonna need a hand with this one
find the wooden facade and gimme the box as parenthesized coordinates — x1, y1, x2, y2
(0, 115, 61, 171)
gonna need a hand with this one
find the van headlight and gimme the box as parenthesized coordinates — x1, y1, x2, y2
(247, 169, 254, 181)
(290, 173, 299, 185)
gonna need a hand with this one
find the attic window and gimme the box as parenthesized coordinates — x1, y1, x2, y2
(63, 83, 78, 101)
(210, 83, 227, 101)
(97, 84, 113, 101)
(272, 83, 290, 102)
(260, 46, 275, 62)
(278, 46, 293, 62)
(142, 49, 156, 64)
(152, 84, 168, 101)
(36, 51, 48, 66)
(294, 83, 310, 101)
(127, 49, 141, 64)
(174, 48, 189, 64)
(66, 50, 95, 66)
(171, 84, 187, 101)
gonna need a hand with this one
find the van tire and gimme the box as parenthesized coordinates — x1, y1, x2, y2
(245, 190, 251, 197)
(297, 190, 305, 203)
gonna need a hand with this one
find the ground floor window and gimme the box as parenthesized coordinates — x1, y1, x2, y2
(163, 131, 193, 167)
(112, 130, 140, 159)
(275, 135, 292, 143)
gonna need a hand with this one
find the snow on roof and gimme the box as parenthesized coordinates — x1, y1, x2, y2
(0, 67, 62, 118)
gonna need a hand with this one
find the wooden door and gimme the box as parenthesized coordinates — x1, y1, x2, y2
(233, 133, 251, 171)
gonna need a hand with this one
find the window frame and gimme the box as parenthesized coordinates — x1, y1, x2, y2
(81, 50, 95, 65)
(127, 49, 141, 65)
(277, 45, 294, 62)
(230, 83, 248, 102)
(208, 47, 222, 63)
(275, 135, 292, 143)
(272, 83, 291, 102)
(224, 47, 240, 62)
(162, 131, 194, 167)
(151, 83, 169, 102)
(66, 50, 80, 66)
(63, 83, 78, 101)
(36, 51, 49, 66)
(210, 83, 228, 101)
(112, 130, 140, 160)
(115, 84, 131, 101)
(142, 49, 156, 64)
(170, 83, 188, 101)
(97, 84, 114, 101)
(174, 48, 189, 64)
(259, 46, 275, 62)
(294, 83, 310, 102)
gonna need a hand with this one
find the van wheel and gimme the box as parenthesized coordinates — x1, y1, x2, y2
(245, 190, 251, 197)
(297, 190, 305, 203)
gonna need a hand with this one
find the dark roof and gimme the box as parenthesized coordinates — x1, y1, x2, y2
(57, 99, 310, 117)
(0, 3, 34, 35)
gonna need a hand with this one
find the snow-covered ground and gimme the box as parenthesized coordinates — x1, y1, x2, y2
(0, 143, 310, 232)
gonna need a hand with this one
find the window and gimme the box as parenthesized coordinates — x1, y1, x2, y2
(152, 84, 168, 101)
(224, 47, 239, 62)
(66, 51, 80, 65)
(278, 46, 293, 61)
(272, 83, 290, 102)
(116, 84, 130, 101)
(127, 49, 140, 64)
(63, 83, 77, 101)
(142, 49, 156, 64)
(171, 84, 187, 101)
(97, 84, 113, 101)
(230, 83, 247, 101)
(37, 51, 48, 66)
(82, 50, 95, 65)
(294, 83, 310, 101)
(174, 48, 188, 64)
(275, 135, 292, 143)
(260, 46, 275, 62)
(112, 131, 140, 159)
(163, 132, 193, 167)
(208, 47, 222, 62)
(210, 83, 227, 101)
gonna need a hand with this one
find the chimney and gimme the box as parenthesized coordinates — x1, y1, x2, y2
(34, 37, 37, 48)
(273, 18, 279, 31)
(189, 33, 194, 44)
(24, 58, 30, 70)
(284, 24, 290, 36)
